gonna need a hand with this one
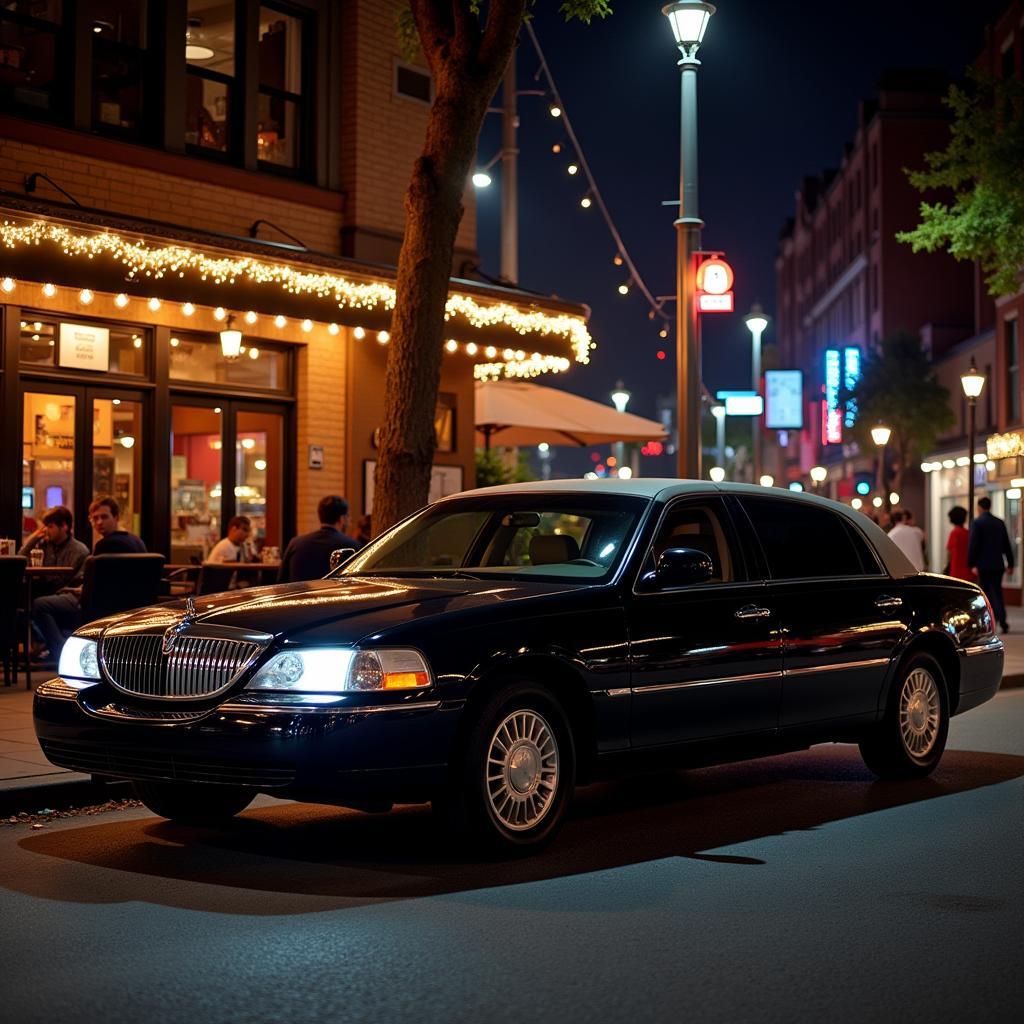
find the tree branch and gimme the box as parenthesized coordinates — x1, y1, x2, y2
(450, 0, 483, 67)
(478, 0, 529, 76)
(410, 0, 454, 73)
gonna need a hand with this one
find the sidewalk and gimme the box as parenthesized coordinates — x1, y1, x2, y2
(4, 609, 1024, 812)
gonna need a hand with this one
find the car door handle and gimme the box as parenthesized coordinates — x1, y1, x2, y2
(735, 605, 772, 621)
(875, 595, 903, 610)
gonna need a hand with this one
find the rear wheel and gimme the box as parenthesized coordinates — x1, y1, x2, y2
(436, 683, 575, 854)
(859, 653, 949, 779)
(132, 780, 256, 824)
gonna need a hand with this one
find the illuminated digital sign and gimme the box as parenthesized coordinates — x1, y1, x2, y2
(824, 347, 861, 443)
(764, 370, 803, 429)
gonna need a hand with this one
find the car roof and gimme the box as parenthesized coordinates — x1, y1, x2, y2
(447, 478, 918, 578)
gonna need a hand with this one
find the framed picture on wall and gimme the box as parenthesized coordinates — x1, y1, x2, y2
(362, 461, 464, 516)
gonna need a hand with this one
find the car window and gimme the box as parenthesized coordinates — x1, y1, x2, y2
(340, 495, 648, 583)
(644, 497, 742, 584)
(842, 519, 885, 575)
(740, 496, 864, 580)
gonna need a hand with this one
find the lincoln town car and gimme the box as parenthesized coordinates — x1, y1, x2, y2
(34, 481, 1003, 852)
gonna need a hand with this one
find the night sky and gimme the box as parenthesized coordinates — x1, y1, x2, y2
(475, 0, 1006, 475)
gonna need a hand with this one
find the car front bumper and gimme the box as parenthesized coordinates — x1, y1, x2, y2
(33, 680, 463, 805)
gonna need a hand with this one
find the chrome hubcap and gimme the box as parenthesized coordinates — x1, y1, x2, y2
(486, 710, 559, 831)
(899, 668, 941, 759)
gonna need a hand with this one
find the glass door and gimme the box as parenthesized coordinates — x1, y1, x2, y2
(235, 407, 285, 554)
(21, 389, 77, 543)
(170, 402, 224, 563)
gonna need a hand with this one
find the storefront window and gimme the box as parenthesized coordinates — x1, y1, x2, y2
(93, 397, 143, 538)
(0, 1, 66, 118)
(169, 332, 289, 391)
(19, 317, 148, 376)
(186, 0, 235, 155)
(236, 409, 284, 551)
(257, 5, 305, 170)
(22, 390, 75, 542)
(170, 404, 222, 563)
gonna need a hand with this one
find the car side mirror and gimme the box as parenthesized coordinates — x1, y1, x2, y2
(642, 547, 714, 590)
(329, 547, 356, 571)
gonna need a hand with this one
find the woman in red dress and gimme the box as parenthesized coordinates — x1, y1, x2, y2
(946, 505, 971, 580)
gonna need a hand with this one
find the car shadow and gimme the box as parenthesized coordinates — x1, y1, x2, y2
(10, 745, 1024, 916)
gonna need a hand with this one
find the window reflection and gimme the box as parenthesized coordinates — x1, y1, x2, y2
(93, 397, 143, 537)
(22, 391, 75, 543)
(236, 410, 283, 551)
(19, 318, 147, 375)
(169, 332, 289, 391)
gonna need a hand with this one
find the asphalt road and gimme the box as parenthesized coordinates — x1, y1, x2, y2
(2, 693, 1022, 1024)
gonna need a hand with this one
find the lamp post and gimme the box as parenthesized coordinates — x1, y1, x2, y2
(610, 381, 631, 477)
(960, 363, 986, 521)
(870, 423, 892, 508)
(663, 1, 715, 480)
(710, 401, 726, 472)
(743, 303, 769, 483)
(810, 465, 827, 494)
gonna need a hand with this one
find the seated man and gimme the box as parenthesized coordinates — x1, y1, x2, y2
(33, 496, 146, 660)
(279, 496, 361, 583)
(208, 515, 253, 563)
(20, 506, 90, 593)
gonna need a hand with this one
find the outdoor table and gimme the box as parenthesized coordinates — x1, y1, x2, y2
(163, 562, 283, 595)
(22, 565, 76, 690)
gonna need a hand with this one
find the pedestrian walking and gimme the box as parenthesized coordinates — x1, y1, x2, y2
(944, 506, 972, 580)
(968, 496, 1014, 632)
(888, 509, 924, 571)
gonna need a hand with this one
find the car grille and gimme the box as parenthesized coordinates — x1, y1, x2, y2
(39, 740, 295, 787)
(100, 633, 264, 699)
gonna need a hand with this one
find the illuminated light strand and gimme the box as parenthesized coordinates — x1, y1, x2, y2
(0, 220, 592, 371)
(474, 355, 572, 381)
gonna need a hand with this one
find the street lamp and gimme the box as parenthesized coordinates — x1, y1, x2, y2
(809, 465, 828, 493)
(870, 423, 892, 508)
(744, 303, 770, 482)
(663, 1, 715, 480)
(610, 381, 631, 478)
(759, 474, 775, 488)
(960, 363, 986, 520)
(710, 401, 726, 470)
(709, 465, 725, 483)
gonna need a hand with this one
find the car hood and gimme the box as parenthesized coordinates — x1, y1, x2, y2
(93, 576, 584, 644)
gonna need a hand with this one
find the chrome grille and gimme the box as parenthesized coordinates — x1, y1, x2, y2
(100, 632, 265, 699)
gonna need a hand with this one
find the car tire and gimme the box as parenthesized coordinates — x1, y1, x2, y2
(858, 652, 949, 780)
(436, 683, 575, 854)
(132, 780, 256, 824)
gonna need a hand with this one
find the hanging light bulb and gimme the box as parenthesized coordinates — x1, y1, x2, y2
(377, 330, 390, 344)
(580, 195, 593, 209)
(182, 301, 196, 316)
(274, 314, 286, 328)
(78, 288, 94, 304)
(613, 254, 624, 267)
(115, 293, 129, 308)
(551, 142, 563, 154)
(659, 326, 669, 339)
(328, 323, 339, 335)
(618, 280, 631, 296)
(213, 306, 226, 321)
(567, 163, 579, 176)
(245, 310, 258, 325)
(219, 314, 242, 359)
(42, 283, 56, 297)
(1, 277, 15, 293)
(147, 297, 161, 312)
(301, 318, 313, 332)
(465, 342, 478, 356)
(445, 339, 458, 353)
(548, 99, 562, 118)
(353, 326, 366, 340)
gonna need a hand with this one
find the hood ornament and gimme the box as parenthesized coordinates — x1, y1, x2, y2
(162, 596, 198, 655)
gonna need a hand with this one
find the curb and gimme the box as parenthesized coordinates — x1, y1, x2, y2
(0, 777, 133, 818)
(1000, 673, 1024, 690)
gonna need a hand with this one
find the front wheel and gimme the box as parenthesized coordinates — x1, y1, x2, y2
(132, 780, 256, 824)
(436, 683, 575, 854)
(859, 653, 949, 779)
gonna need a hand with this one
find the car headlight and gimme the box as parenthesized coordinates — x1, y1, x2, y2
(58, 636, 100, 682)
(246, 647, 432, 693)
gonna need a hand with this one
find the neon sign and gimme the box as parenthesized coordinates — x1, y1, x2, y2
(823, 347, 861, 444)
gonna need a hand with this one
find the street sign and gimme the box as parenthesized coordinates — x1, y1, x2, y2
(696, 257, 734, 314)
(725, 394, 764, 416)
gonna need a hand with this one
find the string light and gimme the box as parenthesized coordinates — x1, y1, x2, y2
(618, 281, 630, 296)
(613, 254, 623, 266)
(249, 347, 260, 360)
(567, 163, 579, 176)
(213, 306, 226, 321)
(78, 288, 94, 304)
(245, 310, 257, 325)
(377, 330, 390, 344)
(353, 326, 366, 340)
(659, 327, 669, 339)
(1, 276, 14, 292)
(42, 282, 56, 297)
(445, 339, 458, 352)
(0, 219, 592, 376)
(328, 322, 340, 335)
(580, 195, 592, 209)
(551, 142, 563, 154)
(301, 318, 313, 332)
(170, 336, 180, 347)
(548, 100, 561, 118)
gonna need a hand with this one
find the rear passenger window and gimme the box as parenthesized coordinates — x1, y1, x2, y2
(740, 497, 864, 580)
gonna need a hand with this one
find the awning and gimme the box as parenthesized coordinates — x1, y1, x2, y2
(475, 380, 667, 448)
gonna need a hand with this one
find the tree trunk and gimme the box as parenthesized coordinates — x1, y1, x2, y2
(372, 3, 526, 534)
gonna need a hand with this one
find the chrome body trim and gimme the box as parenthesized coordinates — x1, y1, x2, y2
(602, 688, 631, 697)
(962, 639, 1004, 657)
(634, 670, 783, 695)
(218, 699, 443, 715)
(37, 678, 84, 701)
(783, 657, 890, 676)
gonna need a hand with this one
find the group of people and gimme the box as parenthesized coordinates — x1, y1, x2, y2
(20, 496, 146, 662)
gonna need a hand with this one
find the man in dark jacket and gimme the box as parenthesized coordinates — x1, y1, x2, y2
(278, 495, 361, 583)
(968, 496, 1015, 633)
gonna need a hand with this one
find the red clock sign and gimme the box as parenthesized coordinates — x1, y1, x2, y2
(696, 257, 734, 313)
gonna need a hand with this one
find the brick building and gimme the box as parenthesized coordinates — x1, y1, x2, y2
(773, 70, 975, 513)
(0, 0, 590, 557)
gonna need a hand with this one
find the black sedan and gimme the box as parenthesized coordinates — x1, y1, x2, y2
(35, 481, 1003, 852)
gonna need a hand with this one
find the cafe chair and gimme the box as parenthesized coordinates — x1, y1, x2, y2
(0, 556, 27, 687)
(79, 554, 167, 623)
(195, 563, 238, 596)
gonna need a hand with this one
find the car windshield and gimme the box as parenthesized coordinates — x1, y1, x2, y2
(338, 493, 650, 583)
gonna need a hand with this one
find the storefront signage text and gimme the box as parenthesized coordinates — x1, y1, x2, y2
(58, 322, 109, 372)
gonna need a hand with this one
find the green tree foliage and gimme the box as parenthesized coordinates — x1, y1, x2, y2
(898, 73, 1024, 296)
(475, 447, 536, 487)
(845, 333, 954, 493)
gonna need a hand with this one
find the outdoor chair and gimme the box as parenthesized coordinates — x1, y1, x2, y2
(195, 563, 238, 596)
(79, 554, 166, 623)
(0, 556, 27, 686)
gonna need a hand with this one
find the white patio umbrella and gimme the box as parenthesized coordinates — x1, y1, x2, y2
(475, 380, 667, 449)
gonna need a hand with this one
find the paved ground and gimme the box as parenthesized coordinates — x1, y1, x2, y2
(6, 601, 1024, 797)
(0, 691, 1021, 1023)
